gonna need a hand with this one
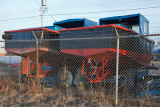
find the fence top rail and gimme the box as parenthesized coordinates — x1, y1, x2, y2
(0, 35, 140, 42)
(142, 34, 160, 36)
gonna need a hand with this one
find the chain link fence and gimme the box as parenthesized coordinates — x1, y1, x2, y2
(0, 31, 160, 106)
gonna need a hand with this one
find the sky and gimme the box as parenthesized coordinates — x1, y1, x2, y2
(0, 0, 160, 42)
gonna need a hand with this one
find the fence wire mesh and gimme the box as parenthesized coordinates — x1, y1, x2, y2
(0, 32, 160, 107)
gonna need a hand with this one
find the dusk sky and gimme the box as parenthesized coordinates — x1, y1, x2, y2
(0, 0, 160, 41)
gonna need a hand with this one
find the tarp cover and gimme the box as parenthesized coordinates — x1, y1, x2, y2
(53, 18, 97, 28)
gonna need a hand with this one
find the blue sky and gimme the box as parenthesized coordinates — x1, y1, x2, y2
(0, 0, 160, 41)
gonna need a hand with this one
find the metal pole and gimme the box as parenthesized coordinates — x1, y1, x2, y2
(36, 39, 39, 92)
(115, 27, 120, 106)
(32, 31, 39, 93)
(41, 0, 43, 28)
(41, 0, 44, 39)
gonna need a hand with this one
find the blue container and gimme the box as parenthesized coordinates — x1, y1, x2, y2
(99, 14, 149, 35)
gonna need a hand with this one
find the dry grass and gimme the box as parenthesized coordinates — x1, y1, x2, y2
(0, 75, 160, 107)
(0, 76, 113, 106)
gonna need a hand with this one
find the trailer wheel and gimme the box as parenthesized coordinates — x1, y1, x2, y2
(74, 67, 87, 91)
(20, 74, 26, 83)
(57, 67, 73, 87)
(21, 76, 36, 86)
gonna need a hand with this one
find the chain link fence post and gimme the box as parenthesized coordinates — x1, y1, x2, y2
(36, 39, 40, 93)
(32, 31, 40, 93)
(115, 27, 120, 106)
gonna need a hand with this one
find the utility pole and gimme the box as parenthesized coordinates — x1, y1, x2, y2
(41, 1, 43, 28)
(41, 0, 46, 39)
(41, 0, 46, 27)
